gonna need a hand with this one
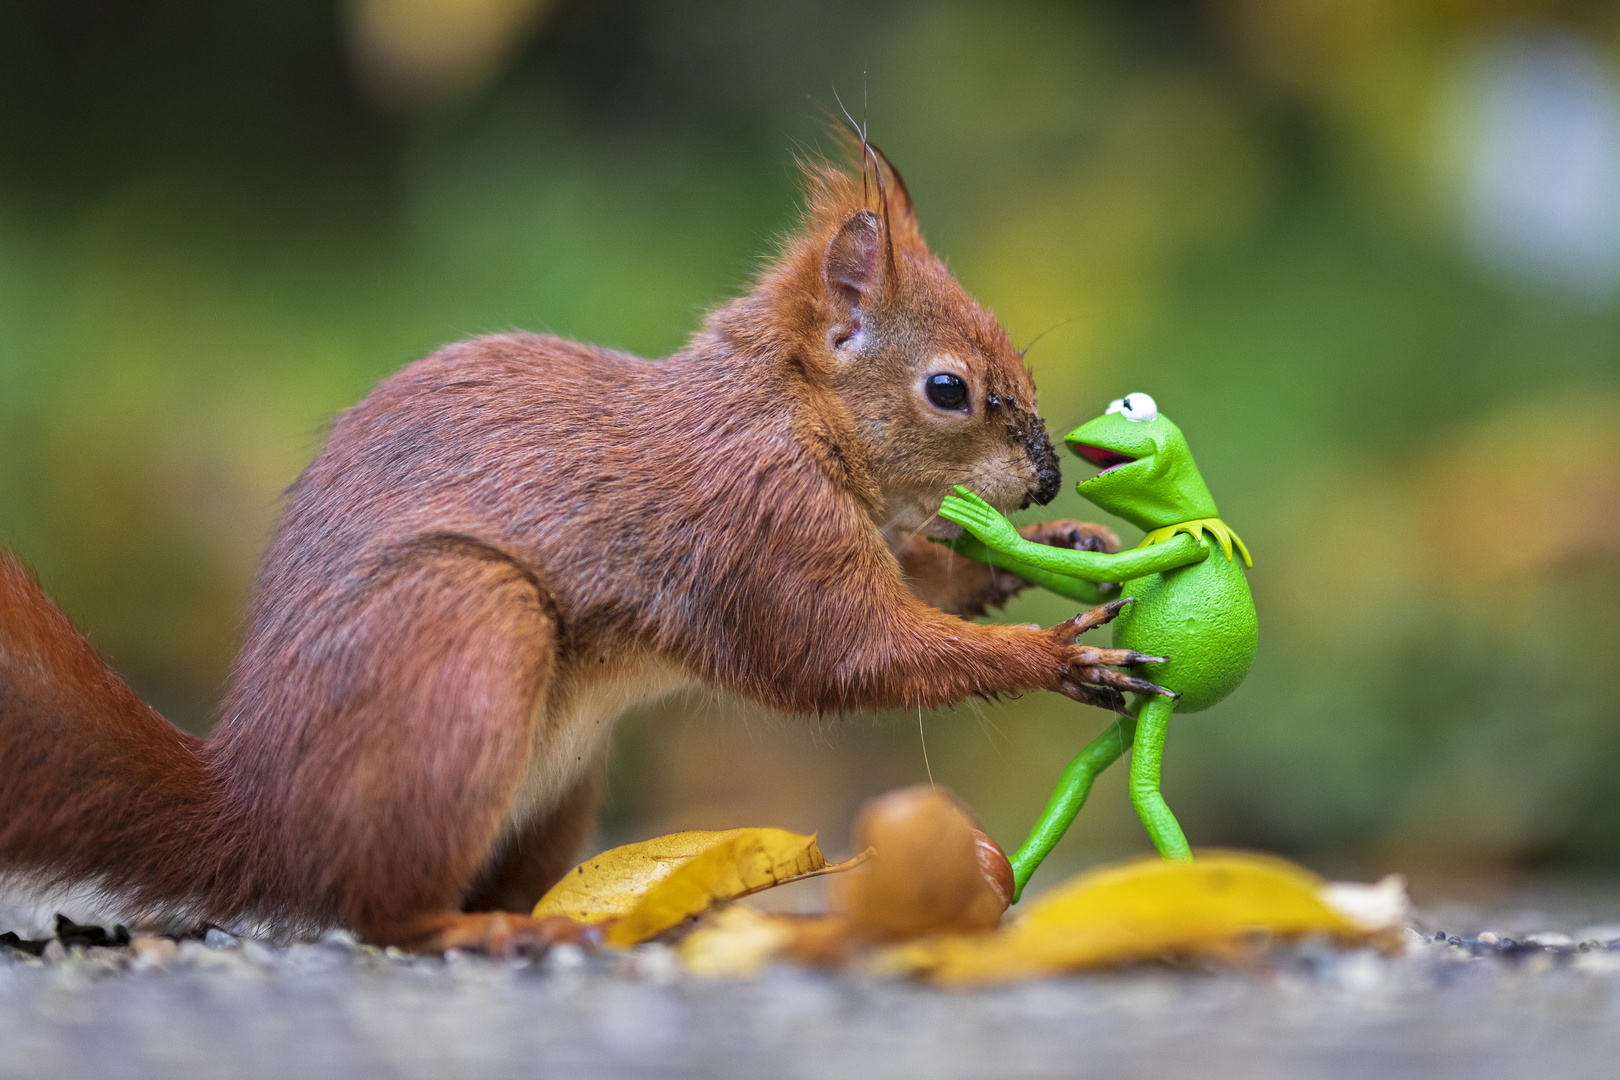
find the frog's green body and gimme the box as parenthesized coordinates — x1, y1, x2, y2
(937, 393, 1255, 899)
(1115, 543, 1255, 713)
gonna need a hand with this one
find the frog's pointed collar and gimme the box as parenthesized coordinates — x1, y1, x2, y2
(1137, 517, 1252, 568)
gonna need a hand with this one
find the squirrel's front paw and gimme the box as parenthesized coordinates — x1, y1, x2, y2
(1018, 519, 1121, 555)
(1052, 650, 1175, 713)
(1044, 600, 1175, 713)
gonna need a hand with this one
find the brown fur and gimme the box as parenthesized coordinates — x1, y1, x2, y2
(0, 156, 1136, 951)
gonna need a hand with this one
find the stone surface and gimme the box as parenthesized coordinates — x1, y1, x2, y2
(2, 885, 1618, 1080)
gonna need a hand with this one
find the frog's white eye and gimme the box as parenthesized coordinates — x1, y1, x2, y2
(1110, 392, 1157, 422)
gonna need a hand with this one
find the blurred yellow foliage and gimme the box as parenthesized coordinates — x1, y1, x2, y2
(888, 851, 1370, 985)
(1218, 0, 1620, 221)
(348, 0, 557, 108)
(673, 842, 1398, 984)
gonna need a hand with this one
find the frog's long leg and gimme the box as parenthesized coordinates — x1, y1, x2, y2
(1008, 715, 1137, 902)
(1128, 694, 1192, 860)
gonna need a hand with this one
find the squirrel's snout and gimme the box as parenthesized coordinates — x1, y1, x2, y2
(1024, 420, 1062, 507)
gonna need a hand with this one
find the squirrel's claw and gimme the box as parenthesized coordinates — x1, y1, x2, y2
(1050, 598, 1177, 708)
(1057, 680, 1129, 714)
(1074, 646, 1163, 669)
(1057, 662, 1176, 706)
(1053, 597, 1133, 640)
(1085, 666, 1177, 698)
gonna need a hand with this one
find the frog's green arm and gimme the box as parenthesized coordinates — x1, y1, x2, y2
(942, 536, 1113, 604)
(939, 487, 1210, 582)
(1003, 530, 1206, 582)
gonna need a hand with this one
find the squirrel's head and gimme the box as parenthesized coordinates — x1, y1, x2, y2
(747, 150, 1061, 540)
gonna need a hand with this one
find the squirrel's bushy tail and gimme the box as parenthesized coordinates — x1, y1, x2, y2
(0, 548, 234, 920)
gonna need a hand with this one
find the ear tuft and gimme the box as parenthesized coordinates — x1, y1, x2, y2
(825, 209, 882, 307)
(867, 143, 917, 227)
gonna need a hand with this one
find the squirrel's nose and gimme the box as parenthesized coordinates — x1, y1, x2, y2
(1025, 420, 1062, 507)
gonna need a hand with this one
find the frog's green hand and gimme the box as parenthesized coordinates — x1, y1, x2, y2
(937, 486, 1021, 550)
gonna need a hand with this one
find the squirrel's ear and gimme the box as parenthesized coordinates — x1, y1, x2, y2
(824, 209, 883, 309)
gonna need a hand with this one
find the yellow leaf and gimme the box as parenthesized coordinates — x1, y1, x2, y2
(894, 850, 1367, 986)
(605, 828, 831, 948)
(534, 829, 764, 924)
(533, 827, 839, 947)
(680, 905, 797, 978)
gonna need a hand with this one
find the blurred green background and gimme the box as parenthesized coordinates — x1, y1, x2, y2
(2, 0, 1618, 898)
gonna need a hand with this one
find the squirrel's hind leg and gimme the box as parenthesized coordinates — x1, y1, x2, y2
(1128, 694, 1192, 860)
(239, 540, 566, 953)
(461, 748, 609, 915)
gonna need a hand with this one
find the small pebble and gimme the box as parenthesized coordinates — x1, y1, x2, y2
(1574, 950, 1620, 975)
(241, 940, 278, 967)
(41, 940, 66, 966)
(78, 947, 128, 975)
(1521, 951, 1556, 975)
(178, 940, 246, 969)
(280, 942, 344, 976)
(0, 931, 50, 957)
(319, 928, 361, 952)
(1477, 932, 1499, 945)
(629, 943, 681, 985)
(1525, 932, 1573, 948)
(1332, 950, 1384, 992)
(130, 936, 178, 969)
(204, 928, 241, 950)
(547, 943, 587, 972)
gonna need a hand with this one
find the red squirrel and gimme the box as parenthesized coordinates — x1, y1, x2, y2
(0, 150, 1160, 952)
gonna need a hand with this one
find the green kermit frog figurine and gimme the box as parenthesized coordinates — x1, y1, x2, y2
(937, 392, 1256, 901)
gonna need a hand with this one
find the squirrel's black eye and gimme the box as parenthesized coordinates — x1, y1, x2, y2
(925, 373, 968, 412)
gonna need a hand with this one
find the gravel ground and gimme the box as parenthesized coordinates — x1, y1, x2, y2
(4, 888, 1619, 1080)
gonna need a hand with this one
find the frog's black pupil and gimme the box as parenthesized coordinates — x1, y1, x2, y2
(926, 373, 968, 411)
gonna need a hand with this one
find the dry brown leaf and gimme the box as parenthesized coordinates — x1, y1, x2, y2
(887, 850, 1369, 985)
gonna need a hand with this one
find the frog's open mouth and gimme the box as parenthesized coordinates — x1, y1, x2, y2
(1071, 442, 1136, 477)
